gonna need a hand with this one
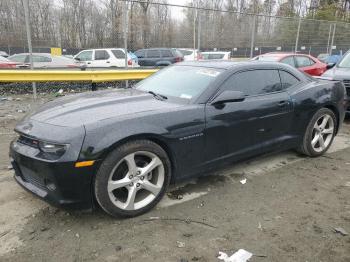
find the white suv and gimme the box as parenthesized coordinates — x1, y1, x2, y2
(74, 48, 139, 68)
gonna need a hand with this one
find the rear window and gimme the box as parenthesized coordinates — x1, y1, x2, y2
(112, 49, 125, 59)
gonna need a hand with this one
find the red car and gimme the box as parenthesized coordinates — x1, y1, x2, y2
(0, 55, 19, 69)
(253, 52, 327, 76)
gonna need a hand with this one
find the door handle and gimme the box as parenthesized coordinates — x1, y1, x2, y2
(87, 62, 91, 64)
(278, 101, 289, 107)
(106, 61, 110, 63)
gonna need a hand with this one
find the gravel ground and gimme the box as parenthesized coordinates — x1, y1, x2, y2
(0, 94, 349, 262)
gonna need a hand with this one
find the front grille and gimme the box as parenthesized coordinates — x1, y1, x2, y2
(343, 80, 350, 95)
(17, 135, 39, 148)
(19, 164, 47, 191)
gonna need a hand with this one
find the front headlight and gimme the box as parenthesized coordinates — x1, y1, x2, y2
(38, 141, 69, 159)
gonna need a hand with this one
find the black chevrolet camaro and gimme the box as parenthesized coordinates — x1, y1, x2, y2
(10, 61, 346, 217)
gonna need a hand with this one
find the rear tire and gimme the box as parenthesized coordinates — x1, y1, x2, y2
(94, 140, 171, 218)
(298, 108, 337, 157)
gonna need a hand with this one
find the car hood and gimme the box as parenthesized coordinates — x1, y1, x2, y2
(27, 89, 181, 127)
(322, 66, 350, 80)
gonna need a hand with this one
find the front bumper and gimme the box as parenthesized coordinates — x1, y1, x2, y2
(10, 142, 99, 210)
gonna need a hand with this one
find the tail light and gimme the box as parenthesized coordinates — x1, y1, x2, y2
(197, 53, 203, 60)
(128, 59, 132, 66)
(175, 56, 183, 63)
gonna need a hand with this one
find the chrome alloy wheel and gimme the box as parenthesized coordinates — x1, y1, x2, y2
(311, 114, 334, 153)
(107, 151, 164, 211)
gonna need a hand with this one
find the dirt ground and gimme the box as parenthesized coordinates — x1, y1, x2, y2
(0, 94, 349, 262)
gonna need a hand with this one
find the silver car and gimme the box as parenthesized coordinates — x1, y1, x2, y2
(8, 53, 80, 68)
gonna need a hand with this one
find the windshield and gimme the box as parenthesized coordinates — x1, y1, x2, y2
(256, 56, 280, 62)
(338, 52, 350, 68)
(135, 65, 223, 100)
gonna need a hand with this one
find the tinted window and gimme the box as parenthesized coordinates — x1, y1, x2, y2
(295, 56, 315, 68)
(279, 70, 300, 89)
(223, 70, 282, 96)
(32, 55, 51, 62)
(9, 55, 27, 63)
(135, 50, 145, 58)
(112, 49, 125, 59)
(161, 50, 173, 57)
(136, 66, 223, 100)
(95, 50, 110, 60)
(76, 51, 92, 61)
(147, 50, 160, 58)
(281, 56, 295, 67)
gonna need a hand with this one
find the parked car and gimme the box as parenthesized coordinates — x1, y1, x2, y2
(74, 48, 138, 68)
(0, 51, 9, 58)
(201, 51, 231, 60)
(253, 52, 327, 76)
(8, 53, 80, 68)
(317, 53, 342, 64)
(134, 48, 183, 66)
(0, 55, 19, 68)
(10, 61, 346, 217)
(322, 50, 350, 114)
(176, 48, 202, 61)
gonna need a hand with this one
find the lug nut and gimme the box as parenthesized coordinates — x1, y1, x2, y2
(129, 182, 134, 187)
(136, 171, 141, 175)
(136, 183, 140, 187)
(129, 175, 133, 179)
(140, 176, 144, 180)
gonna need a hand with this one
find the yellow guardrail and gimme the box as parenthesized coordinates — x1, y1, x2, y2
(0, 69, 158, 83)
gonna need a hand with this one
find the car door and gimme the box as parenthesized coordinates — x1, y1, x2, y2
(160, 49, 174, 64)
(75, 50, 93, 67)
(145, 50, 161, 66)
(92, 50, 111, 67)
(294, 55, 316, 75)
(205, 69, 293, 163)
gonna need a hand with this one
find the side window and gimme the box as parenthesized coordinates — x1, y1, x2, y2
(112, 49, 125, 59)
(221, 70, 282, 96)
(279, 70, 300, 89)
(32, 55, 51, 62)
(9, 55, 27, 63)
(95, 50, 110, 60)
(76, 51, 93, 61)
(161, 50, 173, 57)
(135, 50, 145, 58)
(281, 56, 295, 67)
(146, 50, 160, 58)
(295, 56, 315, 68)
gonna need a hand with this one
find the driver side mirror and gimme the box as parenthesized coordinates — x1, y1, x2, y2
(326, 63, 335, 69)
(211, 90, 246, 105)
(75, 57, 81, 61)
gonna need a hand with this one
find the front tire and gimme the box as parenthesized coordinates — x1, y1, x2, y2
(94, 140, 171, 217)
(298, 108, 337, 157)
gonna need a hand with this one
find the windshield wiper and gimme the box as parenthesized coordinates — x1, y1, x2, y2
(148, 91, 168, 100)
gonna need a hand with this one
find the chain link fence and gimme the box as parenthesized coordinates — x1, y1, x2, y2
(1, 1, 350, 59)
